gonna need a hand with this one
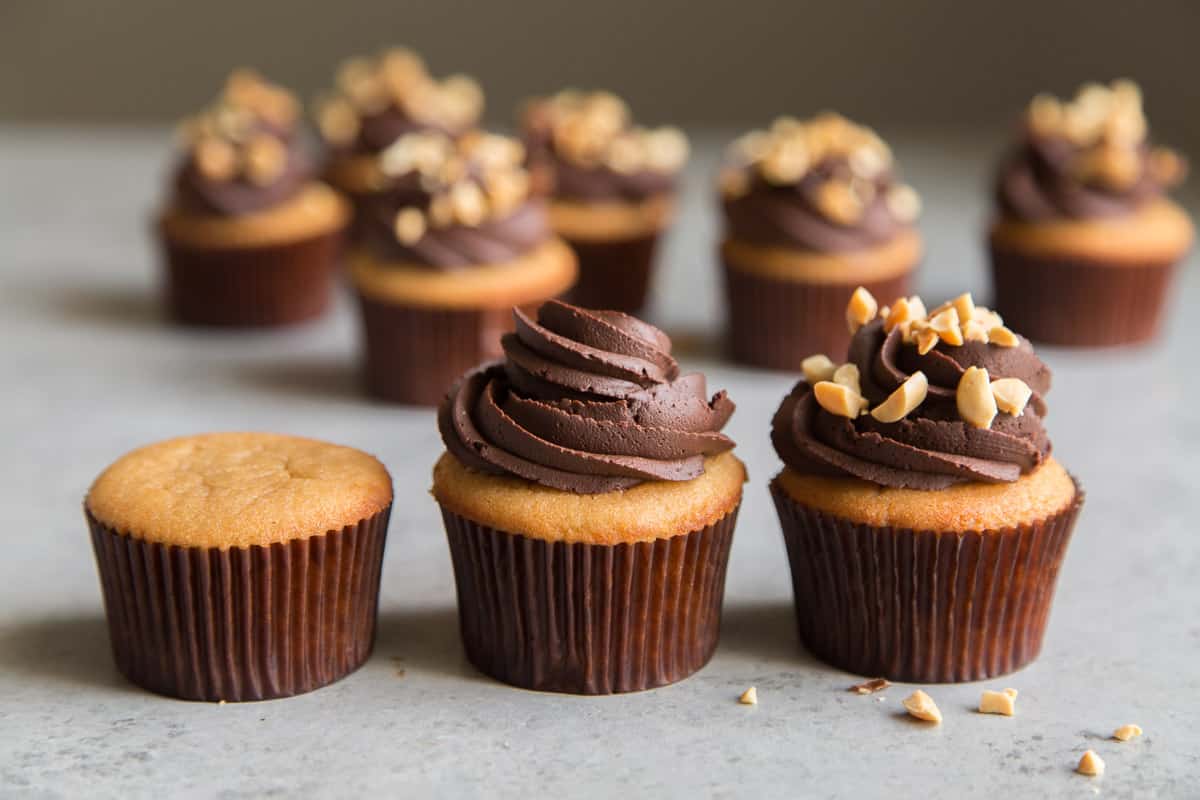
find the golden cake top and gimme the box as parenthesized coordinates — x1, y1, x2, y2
(86, 432, 392, 549)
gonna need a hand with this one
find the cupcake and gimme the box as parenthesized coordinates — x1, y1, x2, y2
(158, 70, 350, 326)
(314, 47, 483, 242)
(770, 288, 1083, 682)
(350, 130, 577, 406)
(990, 80, 1192, 346)
(720, 114, 922, 370)
(432, 300, 745, 694)
(522, 91, 688, 313)
(85, 432, 393, 702)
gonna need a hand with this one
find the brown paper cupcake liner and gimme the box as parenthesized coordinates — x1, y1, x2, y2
(357, 296, 544, 406)
(771, 479, 1083, 683)
(990, 243, 1177, 346)
(162, 230, 343, 327)
(439, 504, 739, 694)
(563, 233, 660, 314)
(86, 505, 391, 702)
(723, 262, 912, 370)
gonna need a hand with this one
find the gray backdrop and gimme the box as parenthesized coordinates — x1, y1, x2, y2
(3, 0, 1197, 145)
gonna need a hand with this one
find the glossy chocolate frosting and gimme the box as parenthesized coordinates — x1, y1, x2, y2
(173, 131, 312, 217)
(439, 301, 736, 493)
(525, 132, 678, 202)
(772, 318, 1052, 490)
(723, 166, 908, 252)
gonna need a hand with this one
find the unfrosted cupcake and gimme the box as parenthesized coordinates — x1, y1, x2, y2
(771, 288, 1082, 682)
(314, 47, 483, 242)
(433, 300, 745, 694)
(720, 114, 921, 369)
(158, 70, 349, 326)
(522, 91, 688, 313)
(990, 80, 1192, 346)
(350, 130, 577, 405)
(86, 432, 393, 702)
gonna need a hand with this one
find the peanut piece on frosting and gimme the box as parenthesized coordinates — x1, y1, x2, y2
(815, 181, 865, 226)
(194, 137, 237, 182)
(871, 371, 928, 423)
(957, 366, 997, 429)
(317, 96, 360, 146)
(393, 208, 427, 245)
(951, 292, 976, 322)
(962, 319, 989, 343)
(902, 690, 942, 723)
(988, 325, 1019, 348)
(883, 297, 916, 334)
(846, 287, 878, 333)
(801, 354, 837, 385)
(450, 182, 487, 226)
(1076, 750, 1104, 777)
(927, 309, 964, 347)
(978, 688, 1018, 716)
(832, 363, 862, 394)
(916, 329, 939, 355)
(1113, 724, 1143, 741)
(886, 184, 921, 223)
(739, 687, 758, 705)
(813, 381, 868, 418)
(991, 378, 1032, 416)
(243, 135, 287, 186)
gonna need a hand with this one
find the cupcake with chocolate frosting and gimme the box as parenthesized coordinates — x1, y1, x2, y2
(433, 300, 745, 693)
(350, 130, 576, 405)
(158, 70, 349, 326)
(315, 47, 483, 242)
(522, 91, 688, 313)
(990, 80, 1192, 346)
(770, 287, 1083, 682)
(720, 113, 921, 369)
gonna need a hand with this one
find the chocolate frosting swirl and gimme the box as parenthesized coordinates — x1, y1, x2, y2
(525, 133, 678, 202)
(439, 301, 736, 493)
(173, 130, 312, 217)
(772, 319, 1052, 490)
(723, 164, 909, 252)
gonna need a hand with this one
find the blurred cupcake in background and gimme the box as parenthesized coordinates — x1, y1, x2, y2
(314, 48, 483, 242)
(720, 113, 921, 369)
(522, 90, 688, 313)
(990, 80, 1192, 346)
(350, 130, 577, 406)
(158, 70, 349, 326)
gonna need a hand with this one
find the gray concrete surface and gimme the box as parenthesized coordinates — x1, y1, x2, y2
(1, 129, 1197, 799)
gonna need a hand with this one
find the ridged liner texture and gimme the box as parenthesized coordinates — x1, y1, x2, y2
(723, 261, 912, 370)
(162, 230, 343, 327)
(439, 504, 739, 694)
(357, 296, 543, 407)
(771, 478, 1083, 683)
(86, 505, 391, 702)
(562, 233, 660, 314)
(989, 243, 1177, 347)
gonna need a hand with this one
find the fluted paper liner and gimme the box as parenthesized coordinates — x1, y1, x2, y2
(724, 262, 912, 370)
(771, 479, 1082, 683)
(563, 233, 660, 314)
(87, 505, 391, 702)
(357, 296, 545, 407)
(162, 230, 343, 327)
(439, 505, 739, 694)
(990, 243, 1177, 346)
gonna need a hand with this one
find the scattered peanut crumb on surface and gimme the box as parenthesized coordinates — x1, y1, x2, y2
(1113, 724, 1143, 741)
(902, 690, 942, 723)
(978, 688, 1018, 716)
(1077, 750, 1105, 776)
(218, 700, 227, 706)
(849, 678, 891, 695)
(738, 687, 758, 705)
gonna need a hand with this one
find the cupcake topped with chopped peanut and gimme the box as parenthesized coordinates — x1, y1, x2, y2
(719, 113, 922, 370)
(158, 70, 349, 326)
(521, 90, 689, 312)
(315, 47, 484, 241)
(770, 288, 1082, 683)
(990, 80, 1193, 346)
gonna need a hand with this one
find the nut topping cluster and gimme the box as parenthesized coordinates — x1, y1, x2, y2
(379, 130, 531, 243)
(808, 288, 1033, 429)
(315, 47, 483, 147)
(177, 70, 297, 186)
(526, 90, 689, 175)
(1027, 80, 1187, 191)
(721, 113, 921, 226)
